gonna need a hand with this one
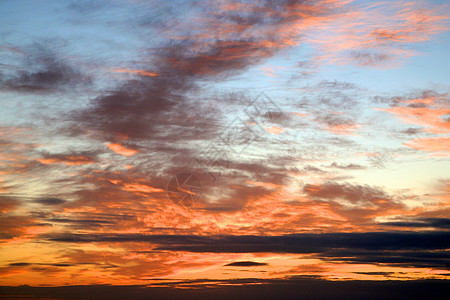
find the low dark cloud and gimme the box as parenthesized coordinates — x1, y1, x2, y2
(7, 262, 73, 267)
(353, 271, 395, 276)
(34, 209, 138, 231)
(225, 261, 268, 267)
(379, 218, 450, 229)
(46, 231, 450, 251)
(320, 248, 450, 268)
(8, 262, 32, 267)
(48, 218, 115, 226)
(33, 198, 67, 206)
(44, 231, 450, 268)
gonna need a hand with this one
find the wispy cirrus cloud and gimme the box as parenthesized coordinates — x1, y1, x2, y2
(374, 91, 450, 134)
(373, 90, 450, 156)
(305, 1, 449, 67)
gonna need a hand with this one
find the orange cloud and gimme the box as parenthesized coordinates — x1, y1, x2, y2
(403, 137, 450, 155)
(38, 155, 94, 166)
(0, 198, 20, 213)
(112, 68, 159, 77)
(374, 106, 450, 134)
(264, 126, 284, 135)
(106, 143, 138, 156)
(123, 183, 165, 194)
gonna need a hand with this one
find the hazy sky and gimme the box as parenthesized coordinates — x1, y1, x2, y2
(0, 0, 449, 291)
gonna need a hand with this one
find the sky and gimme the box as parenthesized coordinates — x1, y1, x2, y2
(0, 0, 449, 297)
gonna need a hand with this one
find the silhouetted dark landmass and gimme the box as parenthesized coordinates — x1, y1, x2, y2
(1, 279, 449, 300)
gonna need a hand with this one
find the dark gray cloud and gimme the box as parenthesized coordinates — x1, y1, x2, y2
(48, 218, 115, 226)
(401, 128, 422, 135)
(34, 209, 138, 231)
(225, 261, 268, 267)
(46, 231, 450, 251)
(379, 218, 450, 229)
(7, 262, 73, 267)
(328, 162, 365, 170)
(33, 198, 67, 206)
(303, 182, 390, 203)
(8, 262, 32, 267)
(0, 42, 91, 93)
(44, 231, 450, 268)
(315, 114, 355, 128)
(320, 248, 450, 268)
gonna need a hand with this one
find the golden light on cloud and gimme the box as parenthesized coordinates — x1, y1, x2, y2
(106, 143, 138, 156)
(112, 68, 159, 77)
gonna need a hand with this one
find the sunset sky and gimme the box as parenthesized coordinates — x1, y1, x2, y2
(0, 0, 449, 298)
